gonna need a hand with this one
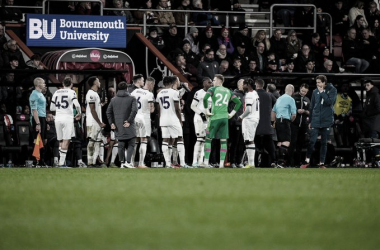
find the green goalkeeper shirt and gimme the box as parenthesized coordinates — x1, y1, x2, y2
(203, 86, 242, 121)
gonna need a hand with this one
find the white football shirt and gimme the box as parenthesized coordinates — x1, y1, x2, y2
(50, 88, 79, 120)
(156, 88, 181, 126)
(85, 89, 102, 126)
(131, 88, 154, 117)
(244, 90, 260, 120)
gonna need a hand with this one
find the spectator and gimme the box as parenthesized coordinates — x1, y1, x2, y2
(174, 0, 193, 26)
(331, 0, 350, 36)
(218, 60, 231, 76)
(361, 79, 380, 155)
(146, 26, 165, 51)
(232, 23, 253, 54)
(294, 44, 317, 72)
(106, 81, 138, 168)
(181, 39, 200, 68)
(289, 83, 310, 168)
(252, 42, 267, 73)
(267, 83, 280, 99)
(317, 47, 341, 73)
(175, 54, 198, 85)
(286, 30, 302, 60)
(2, 39, 26, 68)
(199, 26, 219, 53)
(134, 0, 159, 24)
(351, 14, 368, 36)
(127, 74, 144, 94)
(0, 23, 6, 53)
(192, 0, 220, 26)
(217, 27, 235, 55)
(342, 27, 370, 73)
(366, 1, 380, 28)
(361, 28, 380, 72)
(252, 30, 271, 52)
(293, 3, 315, 39)
(272, 84, 297, 167)
(215, 44, 231, 65)
(349, 1, 368, 27)
(316, 7, 330, 44)
(230, 57, 244, 76)
(76, 1, 92, 15)
(1, 0, 22, 21)
(184, 26, 200, 55)
(266, 59, 281, 73)
(247, 59, 260, 74)
(283, 58, 295, 73)
(232, 42, 251, 73)
(308, 33, 325, 57)
(269, 29, 287, 67)
(274, 0, 297, 27)
(371, 18, 380, 44)
(163, 23, 182, 55)
(26, 54, 45, 70)
(300, 75, 337, 168)
(304, 59, 316, 73)
(156, 0, 176, 24)
(5, 55, 20, 70)
(109, 0, 135, 23)
(197, 49, 219, 80)
(92, 0, 106, 15)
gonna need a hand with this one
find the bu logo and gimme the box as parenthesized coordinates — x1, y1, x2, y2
(29, 18, 56, 40)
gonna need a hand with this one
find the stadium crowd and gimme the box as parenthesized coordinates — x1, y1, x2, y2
(1, 0, 380, 168)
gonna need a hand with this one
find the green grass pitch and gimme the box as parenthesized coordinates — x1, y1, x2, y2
(1, 168, 380, 250)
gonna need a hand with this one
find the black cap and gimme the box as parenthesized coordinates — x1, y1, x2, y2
(237, 42, 246, 48)
(239, 23, 248, 30)
(268, 60, 277, 65)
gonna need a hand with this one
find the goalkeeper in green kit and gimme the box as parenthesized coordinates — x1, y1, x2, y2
(203, 74, 242, 168)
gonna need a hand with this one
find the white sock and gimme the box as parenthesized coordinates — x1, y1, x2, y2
(54, 157, 59, 165)
(139, 141, 147, 166)
(219, 160, 225, 168)
(99, 143, 104, 162)
(59, 149, 68, 166)
(199, 140, 205, 164)
(77, 159, 83, 165)
(87, 140, 95, 165)
(162, 142, 171, 166)
(177, 142, 185, 166)
(168, 146, 172, 164)
(193, 140, 201, 165)
(172, 146, 178, 165)
(92, 141, 101, 165)
(305, 158, 310, 163)
(246, 144, 256, 166)
(111, 144, 118, 164)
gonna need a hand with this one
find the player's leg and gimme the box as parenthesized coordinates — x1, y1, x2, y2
(242, 120, 257, 168)
(174, 124, 188, 167)
(109, 140, 119, 168)
(161, 127, 171, 167)
(192, 118, 205, 167)
(218, 119, 230, 168)
(203, 120, 217, 167)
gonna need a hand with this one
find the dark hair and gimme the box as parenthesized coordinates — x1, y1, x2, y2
(316, 75, 327, 83)
(300, 83, 309, 89)
(243, 78, 255, 88)
(255, 78, 265, 88)
(133, 74, 143, 83)
(163, 76, 173, 86)
(305, 59, 314, 66)
(364, 79, 374, 85)
(87, 76, 98, 87)
(214, 74, 224, 83)
(267, 83, 276, 93)
(31, 54, 41, 61)
(311, 32, 320, 38)
(205, 49, 214, 55)
(355, 15, 364, 21)
(118, 81, 128, 90)
(63, 77, 72, 87)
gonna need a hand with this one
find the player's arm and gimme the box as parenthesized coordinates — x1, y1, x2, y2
(50, 93, 57, 115)
(239, 105, 251, 120)
(73, 98, 81, 120)
(127, 98, 138, 123)
(290, 99, 297, 122)
(191, 98, 207, 122)
(89, 103, 104, 127)
(203, 91, 213, 116)
(228, 95, 242, 119)
(174, 101, 182, 125)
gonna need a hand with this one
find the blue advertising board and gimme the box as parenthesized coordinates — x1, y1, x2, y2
(26, 14, 126, 48)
